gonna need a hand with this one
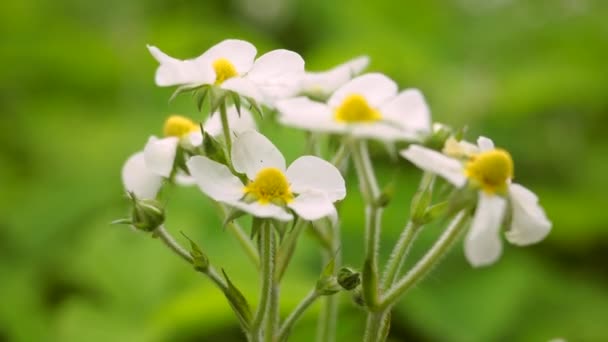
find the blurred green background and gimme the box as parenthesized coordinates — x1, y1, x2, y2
(2, 0, 608, 341)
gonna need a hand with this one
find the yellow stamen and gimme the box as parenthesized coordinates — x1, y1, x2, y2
(243, 167, 294, 205)
(334, 94, 382, 123)
(465, 149, 514, 194)
(213, 58, 238, 84)
(163, 115, 199, 138)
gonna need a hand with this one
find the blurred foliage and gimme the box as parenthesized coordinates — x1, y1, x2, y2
(1, 0, 608, 341)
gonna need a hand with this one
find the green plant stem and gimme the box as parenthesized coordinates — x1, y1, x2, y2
(278, 289, 320, 341)
(351, 140, 382, 309)
(276, 219, 308, 281)
(381, 221, 420, 289)
(265, 234, 279, 342)
(316, 221, 341, 342)
(251, 222, 275, 342)
(219, 101, 233, 160)
(154, 225, 227, 290)
(218, 203, 260, 268)
(380, 211, 469, 308)
(363, 310, 390, 342)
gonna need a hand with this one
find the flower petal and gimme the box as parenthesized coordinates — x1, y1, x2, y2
(276, 97, 344, 133)
(122, 152, 163, 199)
(199, 39, 257, 74)
(506, 183, 552, 245)
(286, 156, 346, 201)
(477, 136, 495, 151)
(186, 156, 244, 202)
(299, 56, 370, 96)
(328, 73, 398, 108)
(288, 191, 336, 221)
(221, 77, 264, 103)
(143, 136, 179, 177)
(231, 131, 286, 179)
(400, 145, 467, 187)
(351, 122, 421, 142)
(379, 88, 431, 135)
(225, 200, 293, 221)
(246, 49, 306, 104)
(204, 106, 257, 138)
(147, 45, 214, 87)
(464, 193, 507, 267)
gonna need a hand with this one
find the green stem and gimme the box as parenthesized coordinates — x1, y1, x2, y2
(316, 221, 341, 342)
(219, 100, 233, 160)
(265, 236, 279, 342)
(351, 140, 382, 309)
(381, 221, 420, 289)
(379, 212, 469, 309)
(251, 222, 275, 341)
(278, 289, 320, 342)
(275, 219, 308, 281)
(218, 203, 260, 268)
(154, 225, 228, 290)
(363, 310, 390, 342)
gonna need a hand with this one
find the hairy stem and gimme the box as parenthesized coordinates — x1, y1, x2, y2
(251, 222, 275, 341)
(278, 289, 320, 341)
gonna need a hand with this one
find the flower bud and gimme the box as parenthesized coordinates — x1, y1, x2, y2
(337, 267, 361, 290)
(131, 198, 165, 232)
(424, 123, 453, 150)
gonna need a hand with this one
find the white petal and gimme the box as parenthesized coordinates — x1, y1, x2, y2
(147, 45, 214, 87)
(276, 97, 344, 133)
(351, 121, 421, 142)
(288, 191, 336, 221)
(221, 77, 265, 103)
(286, 156, 346, 201)
(204, 106, 257, 138)
(225, 200, 293, 221)
(143, 136, 179, 177)
(299, 56, 370, 96)
(464, 193, 507, 267)
(506, 183, 552, 245)
(477, 136, 495, 151)
(400, 145, 466, 187)
(198, 39, 257, 74)
(231, 131, 286, 179)
(186, 156, 244, 202)
(328, 73, 398, 108)
(174, 172, 196, 186)
(247, 49, 305, 82)
(188, 131, 203, 147)
(246, 49, 305, 104)
(122, 152, 163, 199)
(379, 88, 431, 135)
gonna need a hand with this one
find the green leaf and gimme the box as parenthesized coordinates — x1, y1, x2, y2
(180, 232, 209, 271)
(230, 91, 242, 117)
(221, 269, 252, 330)
(195, 86, 210, 112)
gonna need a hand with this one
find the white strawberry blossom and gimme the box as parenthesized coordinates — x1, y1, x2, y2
(187, 131, 346, 221)
(276, 73, 431, 141)
(148, 39, 305, 106)
(401, 136, 552, 267)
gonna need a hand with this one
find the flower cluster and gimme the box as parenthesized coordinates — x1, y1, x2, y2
(118, 38, 552, 342)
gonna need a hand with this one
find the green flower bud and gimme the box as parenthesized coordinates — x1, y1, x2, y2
(337, 267, 361, 290)
(131, 198, 165, 232)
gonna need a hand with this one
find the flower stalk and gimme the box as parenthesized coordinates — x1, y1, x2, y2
(251, 221, 275, 341)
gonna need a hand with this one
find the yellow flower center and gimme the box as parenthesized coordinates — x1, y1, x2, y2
(465, 149, 514, 194)
(163, 115, 199, 138)
(244, 167, 294, 205)
(334, 94, 382, 123)
(213, 58, 238, 84)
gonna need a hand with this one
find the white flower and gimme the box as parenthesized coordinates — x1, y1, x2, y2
(187, 131, 346, 221)
(121, 108, 256, 197)
(147, 39, 305, 106)
(276, 73, 431, 141)
(298, 56, 369, 99)
(400, 137, 552, 267)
